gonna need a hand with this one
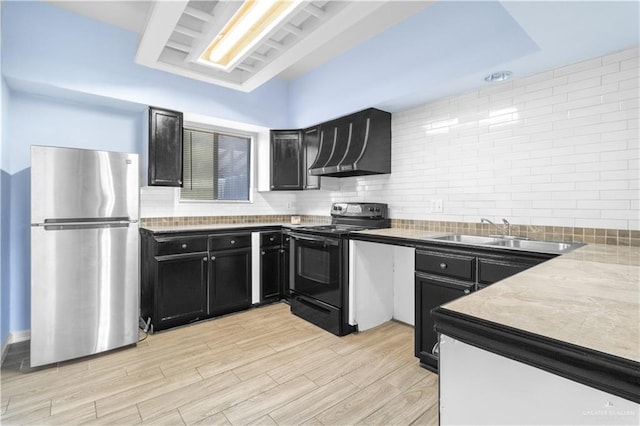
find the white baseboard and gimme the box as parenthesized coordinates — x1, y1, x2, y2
(1, 330, 31, 364)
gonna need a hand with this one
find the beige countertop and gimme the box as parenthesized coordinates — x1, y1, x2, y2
(141, 223, 325, 233)
(351, 227, 446, 240)
(355, 227, 640, 364)
(443, 243, 639, 363)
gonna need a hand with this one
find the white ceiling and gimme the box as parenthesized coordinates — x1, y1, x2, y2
(49, 1, 639, 96)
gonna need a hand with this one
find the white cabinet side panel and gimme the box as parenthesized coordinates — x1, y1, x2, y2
(392, 246, 415, 325)
(440, 334, 640, 425)
(251, 232, 260, 304)
(351, 241, 394, 331)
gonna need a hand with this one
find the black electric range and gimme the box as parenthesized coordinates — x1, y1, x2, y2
(287, 202, 389, 335)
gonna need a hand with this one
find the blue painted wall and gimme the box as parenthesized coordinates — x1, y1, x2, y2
(2, 1, 289, 129)
(5, 92, 147, 334)
(287, 1, 539, 127)
(0, 0, 293, 337)
(1, 0, 9, 345)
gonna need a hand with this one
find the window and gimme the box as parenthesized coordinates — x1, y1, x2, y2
(181, 127, 251, 201)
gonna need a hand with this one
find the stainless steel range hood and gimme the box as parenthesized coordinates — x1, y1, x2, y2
(309, 108, 391, 177)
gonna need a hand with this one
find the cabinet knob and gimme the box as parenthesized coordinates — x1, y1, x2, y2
(211, 256, 216, 261)
(230, 240, 236, 244)
(182, 243, 188, 249)
(202, 257, 207, 261)
(285, 237, 290, 242)
(261, 251, 265, 255)
(280, 249, 285, 253)
(439, 263, 448, 270)
(269, 237, 275, 242)
(464, 289, 470, 294)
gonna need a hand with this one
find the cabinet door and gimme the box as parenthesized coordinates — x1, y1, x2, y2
(270, 130, 302, 190)
(303, 127, 321, 190)
(210, 247, 252, 315)
(415, 273, 472, 371)
(154, 252, 208, 330)
(281, 234, 291, 300)
(148, 106, 183, 187)
(261, 246, 281, 301)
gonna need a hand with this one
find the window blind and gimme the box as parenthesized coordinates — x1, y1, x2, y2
(181, 128, 251, 202)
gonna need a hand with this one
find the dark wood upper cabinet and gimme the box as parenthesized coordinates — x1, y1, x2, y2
(302, 127, 321, 190)
(270, 128, 321, 191)
(149, 106, 183, 187)
(270, 130, 303, 190)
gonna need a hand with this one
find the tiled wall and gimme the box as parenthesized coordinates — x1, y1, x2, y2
(140, 215, 638, 246)
(297, 46, 640, 231)
(140, 186, 296, 218)
(142, 47, 639, 233)
(140, 215, 330, 227)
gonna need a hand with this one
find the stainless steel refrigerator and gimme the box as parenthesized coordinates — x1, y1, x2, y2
(30, 145, 140, 367)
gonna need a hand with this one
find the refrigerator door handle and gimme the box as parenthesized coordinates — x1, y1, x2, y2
(42, 221, 132, 230)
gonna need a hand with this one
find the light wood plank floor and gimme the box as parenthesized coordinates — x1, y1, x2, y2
(1, 303, 438, 425)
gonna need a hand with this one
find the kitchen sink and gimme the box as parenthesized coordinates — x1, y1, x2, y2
(429, 234, 501, 244)
(425, 233, 584, 254)
(487, 239, 584, 253)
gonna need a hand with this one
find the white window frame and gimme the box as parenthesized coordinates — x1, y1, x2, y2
(174, 113, 264, 205)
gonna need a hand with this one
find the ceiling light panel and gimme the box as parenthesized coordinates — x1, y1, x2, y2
(197, 0, 304, 72)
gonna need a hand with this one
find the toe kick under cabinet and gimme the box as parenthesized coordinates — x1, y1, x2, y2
(141, 230, 252, 332)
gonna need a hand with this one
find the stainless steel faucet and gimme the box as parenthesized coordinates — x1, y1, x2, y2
(502, 218, 511, 236)
(481, 218, 511, 236)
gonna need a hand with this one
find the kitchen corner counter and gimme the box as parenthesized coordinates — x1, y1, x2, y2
(434, 242, 640, 403)
(140, 222, 325, 234)
(353, 227, 640, 402)
(440, 243, 640, 364)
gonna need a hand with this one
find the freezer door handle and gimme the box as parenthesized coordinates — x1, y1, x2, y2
(42, 221, 132, 230)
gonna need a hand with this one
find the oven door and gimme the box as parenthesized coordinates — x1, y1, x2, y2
(289, 232, 342, 308)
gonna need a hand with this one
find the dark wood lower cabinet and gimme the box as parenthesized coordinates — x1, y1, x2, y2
(155, 252, 209, 330)
(414, 246, 555, 372)
(281, 234, 291, 300)
(141, 230, 254, 332)
(261, 245, 281, 301)
(210, 247, 252, 316)
(415, 273, 473, 371)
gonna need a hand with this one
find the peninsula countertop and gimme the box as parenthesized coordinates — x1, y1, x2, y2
(353, 227, 640, 364)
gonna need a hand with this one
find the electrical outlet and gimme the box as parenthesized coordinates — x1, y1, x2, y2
(286, 202, 294, 210)
(430, 199, 443, 213)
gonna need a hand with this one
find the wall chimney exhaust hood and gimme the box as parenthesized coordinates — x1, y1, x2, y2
(309, 108, 391, 177)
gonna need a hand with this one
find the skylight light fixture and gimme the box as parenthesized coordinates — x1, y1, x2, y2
(198, 0, 302, 72)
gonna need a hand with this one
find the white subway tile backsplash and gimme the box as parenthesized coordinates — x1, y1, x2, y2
(602, 67, 640, 84)
(567, 82, 619, 102)
(566, 62, 619, 83)
(553, 57, 602, 77)
(602, 47, 640, 64)
(141, 47, 639, 231)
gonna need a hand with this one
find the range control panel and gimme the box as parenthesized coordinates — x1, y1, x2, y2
(331, 202, 388, 219)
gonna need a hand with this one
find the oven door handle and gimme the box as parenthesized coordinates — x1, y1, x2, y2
(289, 233, 340, 246)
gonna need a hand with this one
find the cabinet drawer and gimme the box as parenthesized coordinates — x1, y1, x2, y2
(210, 233, 251, 251)
(415, 250, 475, 281)
(261, 232, 282, 246)
(156, 236, 208, 256)
(478, 258, 536, 285)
